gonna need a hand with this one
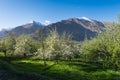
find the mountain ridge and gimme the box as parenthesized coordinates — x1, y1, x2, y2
(0, 17, 105, 41)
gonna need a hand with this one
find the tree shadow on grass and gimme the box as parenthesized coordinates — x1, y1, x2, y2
(0, 60, 53, 80)
(1, 56, 119, 80)
(42, 64, 56, 72)
(64, 60, 106, 72)
(7, 59, 120, 80)
(0, 56, 33, 62)
(11, 61, 89, 80)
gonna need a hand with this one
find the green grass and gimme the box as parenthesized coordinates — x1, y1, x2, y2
(9, 58, 120, 80)
(0, 52, 120, 80)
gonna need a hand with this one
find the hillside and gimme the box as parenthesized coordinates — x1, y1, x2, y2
(0, 17, 105, 41)
(43, 18, 105, 41)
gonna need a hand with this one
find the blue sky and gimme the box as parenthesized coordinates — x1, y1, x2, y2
(0, 0, 120, 30)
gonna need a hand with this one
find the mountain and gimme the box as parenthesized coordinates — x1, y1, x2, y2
(0, 30, 6, 38)
(10, 20, 43, 36)
(104, 22, 113, 27)
(43, 17, 105, 41)
(0, 17, 105, 41)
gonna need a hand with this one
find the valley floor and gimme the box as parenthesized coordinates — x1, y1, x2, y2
(0, 56, 120, 80)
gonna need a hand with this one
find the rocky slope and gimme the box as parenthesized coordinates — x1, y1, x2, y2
(0, 17, 105, 41)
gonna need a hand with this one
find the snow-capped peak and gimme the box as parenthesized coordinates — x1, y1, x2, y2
(81, 17, 93, 22)
(35, 21, 43, 26)
(28, 20, 43, 26)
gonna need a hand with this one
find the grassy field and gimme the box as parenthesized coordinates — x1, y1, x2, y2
(0, 53, 120, 80)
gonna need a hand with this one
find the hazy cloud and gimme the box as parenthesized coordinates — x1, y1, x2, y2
(44, 20, 51, 25)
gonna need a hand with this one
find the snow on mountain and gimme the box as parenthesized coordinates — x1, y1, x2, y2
(43, 20, 51, 26)
(0, 18, 105, 40)
(28, 20, 43, 26)
(80, 17, 94, 22)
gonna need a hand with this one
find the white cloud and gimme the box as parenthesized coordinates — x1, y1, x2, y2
(44, 20, 51, 25)
(0, 26, 12, 31)
(0, 27, 7, 31)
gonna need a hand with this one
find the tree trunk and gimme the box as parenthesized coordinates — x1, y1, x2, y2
(55, 59, 59, 64)
(4, 50, 7, 57)
(43, 52, 47, 66)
